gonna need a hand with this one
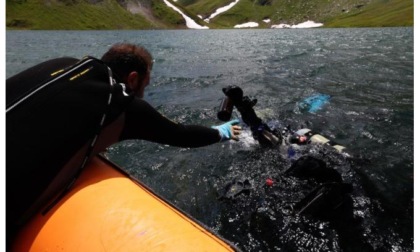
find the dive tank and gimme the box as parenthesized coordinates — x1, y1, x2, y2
(289, 129, 346, 153)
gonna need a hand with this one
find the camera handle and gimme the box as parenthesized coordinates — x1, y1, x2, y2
(217, 86, 280, 147)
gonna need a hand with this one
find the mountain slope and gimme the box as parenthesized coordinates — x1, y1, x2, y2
(324, 0, 413, 27)
(6, 0, 413, 29)
(6, 0, 185, 29)
(181, 0, 412, 28)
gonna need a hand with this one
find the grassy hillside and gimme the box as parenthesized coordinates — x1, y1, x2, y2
(324, 0, 413, 27)
(6, 0, 413, 29)
(6, 0, 183, 29)
(184, 0, 413, 28)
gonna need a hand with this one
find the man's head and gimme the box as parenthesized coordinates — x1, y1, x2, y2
(101, 43, 153, 98)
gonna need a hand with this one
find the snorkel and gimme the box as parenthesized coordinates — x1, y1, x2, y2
(218, 86, 280, 147)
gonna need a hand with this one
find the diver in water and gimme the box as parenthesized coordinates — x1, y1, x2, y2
(6, 43, 241, 243)
(218, 85, 347, 153)
(216, 86, 375, 251)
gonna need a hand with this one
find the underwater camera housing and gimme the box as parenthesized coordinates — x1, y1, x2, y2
(218, 85, 281, 147)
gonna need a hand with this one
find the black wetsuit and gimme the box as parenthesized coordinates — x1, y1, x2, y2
(121, 98, 220, 147)
(6, 57, 220, 244)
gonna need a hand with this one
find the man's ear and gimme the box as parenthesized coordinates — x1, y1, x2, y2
(126, 71, 139, 91)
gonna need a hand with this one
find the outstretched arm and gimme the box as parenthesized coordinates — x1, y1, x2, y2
(120, 98, 240, 148)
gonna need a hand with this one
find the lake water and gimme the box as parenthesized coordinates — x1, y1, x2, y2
(6, 28, 414, 251)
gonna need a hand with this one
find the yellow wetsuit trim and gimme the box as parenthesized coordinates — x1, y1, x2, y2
(70, 67, 92, 81)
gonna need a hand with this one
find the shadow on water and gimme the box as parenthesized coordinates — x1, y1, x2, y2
(211, 143, 377, 252)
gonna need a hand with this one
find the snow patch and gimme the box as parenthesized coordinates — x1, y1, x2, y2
(163, 0, 209, 29)
(204, 0, 240, 23)
(271, 20, 323, 29)
(234, 22, 259, 28)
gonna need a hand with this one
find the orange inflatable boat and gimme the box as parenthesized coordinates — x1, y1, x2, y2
(12, 155, 237, 251)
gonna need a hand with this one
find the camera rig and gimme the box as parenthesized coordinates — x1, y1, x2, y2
(217, 86, 281, 147)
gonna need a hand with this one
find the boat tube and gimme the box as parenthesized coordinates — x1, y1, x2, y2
(11, 155, 238, 251)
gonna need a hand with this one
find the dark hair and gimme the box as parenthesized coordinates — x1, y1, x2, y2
(101, 43, 153, 82)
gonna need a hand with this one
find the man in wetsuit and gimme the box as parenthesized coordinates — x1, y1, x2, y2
(101, 43, 241, 148)
(6, 42, 241, 245)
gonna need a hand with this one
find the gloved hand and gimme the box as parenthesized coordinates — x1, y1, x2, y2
(212, 119, 242, 142)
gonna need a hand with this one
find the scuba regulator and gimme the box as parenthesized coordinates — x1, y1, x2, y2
(217, 86, 281, 147)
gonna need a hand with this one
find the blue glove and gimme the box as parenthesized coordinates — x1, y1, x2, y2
(212, 119, 242, 142)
